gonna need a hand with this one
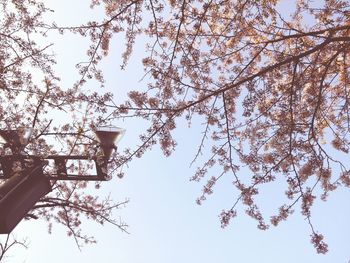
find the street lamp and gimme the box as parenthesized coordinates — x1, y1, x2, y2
(95, 126, 125, 159)
(0, 125, 125, 234)
(0, 127, 33, 154)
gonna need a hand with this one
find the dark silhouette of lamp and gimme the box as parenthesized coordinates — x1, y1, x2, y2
(0, 127, 33, 154)
(94, 126, 125, 159)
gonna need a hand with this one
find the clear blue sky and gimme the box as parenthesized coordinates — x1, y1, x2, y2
(2, 1, 350, 262)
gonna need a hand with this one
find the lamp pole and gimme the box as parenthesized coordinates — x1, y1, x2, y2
(0, 126, 125, 234)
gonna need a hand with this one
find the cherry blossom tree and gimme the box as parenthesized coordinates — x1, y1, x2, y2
(81, 0, 349, 254)
(1, 0, 350, 256)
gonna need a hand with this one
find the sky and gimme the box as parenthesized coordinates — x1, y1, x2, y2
(1, 1, 350, 262)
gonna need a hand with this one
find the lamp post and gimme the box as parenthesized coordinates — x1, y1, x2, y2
(0, 126, 125, 234)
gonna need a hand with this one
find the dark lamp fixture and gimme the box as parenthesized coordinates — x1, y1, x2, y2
(94, 126, 125, 159)
(0, 127, 33, 153)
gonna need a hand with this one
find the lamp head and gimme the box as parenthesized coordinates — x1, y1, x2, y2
(94, 126, 125, 159)
(0, 127, 33, 153)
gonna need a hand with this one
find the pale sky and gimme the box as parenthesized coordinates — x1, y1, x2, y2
(1, 1, 350, 262)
